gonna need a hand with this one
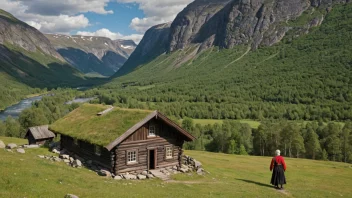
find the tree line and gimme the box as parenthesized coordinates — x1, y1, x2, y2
(182, 118, 352, 163)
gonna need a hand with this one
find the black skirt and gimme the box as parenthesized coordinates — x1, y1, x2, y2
(271, 165, 286, 186)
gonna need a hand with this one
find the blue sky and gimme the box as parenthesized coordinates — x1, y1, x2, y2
(1, 0, 194, 43)
(82, 2, 143, 36)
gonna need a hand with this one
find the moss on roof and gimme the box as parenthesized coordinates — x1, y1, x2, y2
(50, 104, 153, 146)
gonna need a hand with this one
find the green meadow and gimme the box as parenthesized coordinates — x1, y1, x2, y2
(1, 137, 351, 198)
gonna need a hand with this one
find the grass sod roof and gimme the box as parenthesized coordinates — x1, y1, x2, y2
(50, 104, 153, 147)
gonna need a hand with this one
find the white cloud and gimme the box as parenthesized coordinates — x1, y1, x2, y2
(77, 28, 123, 40)
(0, 0, 105, 33)
(16, 0, 113, 15)
(120, 34, 144, 44)
(77, 29, 143, 44)
(117, 0, 194, 33)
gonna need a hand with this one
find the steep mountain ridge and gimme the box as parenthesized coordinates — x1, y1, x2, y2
(116, 23, 171, 76)
(0, 9, 88, 108)
(0, 10, 64, 61)
(116, 0, 349, 75)
(46, 34, 136, 76)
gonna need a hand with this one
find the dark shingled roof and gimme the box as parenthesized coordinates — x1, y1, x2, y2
(26, 125, 55, 140)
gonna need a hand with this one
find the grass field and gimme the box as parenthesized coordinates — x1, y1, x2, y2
(1, 137, 352, 198)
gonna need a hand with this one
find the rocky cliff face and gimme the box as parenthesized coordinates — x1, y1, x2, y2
(170, 0, 349, 51)
(46, 34, 136, 76)
(115, 23, 171, 77)
(0, 10, 64, 61)
(116, 0, 349, 76)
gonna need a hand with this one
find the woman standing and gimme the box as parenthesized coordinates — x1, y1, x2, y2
(270, 150, 287, 189)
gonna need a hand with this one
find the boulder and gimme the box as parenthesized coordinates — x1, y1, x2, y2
(194, 160, 202, 169)
(197, 168, 204, 175)
(6, 143, 17, 149)
(147, 174, 154, 179)
(141, 171, 148, 176)
(16, 148, 25, 154)
(0, 140, 6, 148)
(69, 157, 74, 163)
(180, 168, 189, 173)
(123, 174, 137, 180)
(53, 157, 62, 162)
(114, 176, 122, 180)
(98, 170, 111, 177)
(6, 149, 13, 152)
(64, 194, 79, 198)
(63, 159, 70, 163)
(137, 175, 147, 180)
(38, 155, 45, 159)
(24, 145, 39, 148)
(73, 159, 82, 167)
(52, 149, 60, 154)
(60, 154, 70, 160)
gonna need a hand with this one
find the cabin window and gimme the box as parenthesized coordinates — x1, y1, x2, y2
(148, 124, 156, 137)
(94, 145, 101, 156)
(127, 150, 138, 164)
(165, 146, 173, 159)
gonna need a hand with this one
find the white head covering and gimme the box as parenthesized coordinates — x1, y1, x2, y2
(275, 150, 281, 156)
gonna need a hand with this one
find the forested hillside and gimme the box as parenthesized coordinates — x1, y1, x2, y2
(101, 4, 352, 122)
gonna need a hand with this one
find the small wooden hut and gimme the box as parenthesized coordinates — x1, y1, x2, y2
(25, 125, 56, 145)
(50, 104, 195, 174)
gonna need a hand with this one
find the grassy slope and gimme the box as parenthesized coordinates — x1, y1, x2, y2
(0, 72, 35, 110)
(1, 137, 351, 198)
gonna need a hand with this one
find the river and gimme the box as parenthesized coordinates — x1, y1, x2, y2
(0, 96, 96, 121)
(0, 95, 43, 121)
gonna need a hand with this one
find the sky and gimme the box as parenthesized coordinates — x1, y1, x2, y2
(0, 0, 194, 43)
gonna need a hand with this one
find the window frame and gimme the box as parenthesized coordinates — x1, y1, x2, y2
(148, 124, 156, 137)
(165, 146, 173, 160)
(94, 145, 102, 156)
(126, 149, 138, 165)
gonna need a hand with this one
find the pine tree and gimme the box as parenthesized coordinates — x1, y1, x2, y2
(341, 122, 352, 163)
(227, 139, 237, 154)
(304, 127, 321, 160)
(239, 144, 248, 155)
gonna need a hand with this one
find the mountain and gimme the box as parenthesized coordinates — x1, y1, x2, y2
(0, 9, 88, 109)
(46, 34, 136, 76)
(116, 0, 348, 76)
(116, 23, 171, 76)
(104, 2, 352, 121)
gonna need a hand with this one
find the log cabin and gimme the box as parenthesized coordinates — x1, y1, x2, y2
(50, 104, 195, 174)
(25, 125, 55, 145)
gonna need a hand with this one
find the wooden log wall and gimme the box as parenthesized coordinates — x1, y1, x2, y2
(61, 135, 111, 169)
(113, 118, 185, 174)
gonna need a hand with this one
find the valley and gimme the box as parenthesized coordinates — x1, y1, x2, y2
(0, 1, 352, 197)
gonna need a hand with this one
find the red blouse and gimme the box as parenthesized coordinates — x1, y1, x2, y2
(270, 156, 287, 171)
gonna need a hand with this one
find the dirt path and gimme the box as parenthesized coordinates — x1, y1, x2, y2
(224, 46, 251, 68)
